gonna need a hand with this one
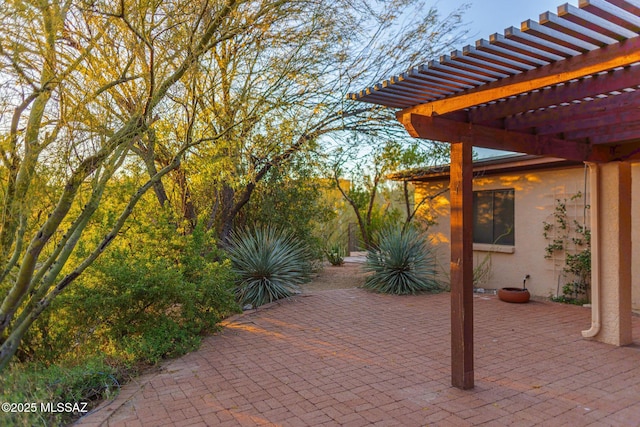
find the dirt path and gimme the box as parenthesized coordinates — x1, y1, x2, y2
(304, 261, 367, 292)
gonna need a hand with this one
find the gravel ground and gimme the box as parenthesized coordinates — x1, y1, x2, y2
(303, 261, 368, 292)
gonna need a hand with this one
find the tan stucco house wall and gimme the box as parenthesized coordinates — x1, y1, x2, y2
(408, 158, 639, 310)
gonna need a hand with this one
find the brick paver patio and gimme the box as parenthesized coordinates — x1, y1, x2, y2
(76, 289, 640, 426)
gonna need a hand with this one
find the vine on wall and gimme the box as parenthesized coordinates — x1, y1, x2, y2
(543, 192, 591, 304)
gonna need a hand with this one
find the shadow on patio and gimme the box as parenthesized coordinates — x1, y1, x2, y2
(76, 289, 640, 426)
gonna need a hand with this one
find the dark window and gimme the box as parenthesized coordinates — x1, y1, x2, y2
(473, 189, 514, 246)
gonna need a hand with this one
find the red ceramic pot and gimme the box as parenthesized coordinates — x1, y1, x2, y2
(498, 287, 530, 303)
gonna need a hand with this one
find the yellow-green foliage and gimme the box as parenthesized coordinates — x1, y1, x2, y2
(21, 210, 239, 365)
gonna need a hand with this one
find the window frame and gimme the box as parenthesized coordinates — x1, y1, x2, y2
(472, 188, 515, 247)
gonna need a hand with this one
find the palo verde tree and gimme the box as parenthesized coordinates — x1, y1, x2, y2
(134, 0, 471, 244)
(0, 0, 302, 371)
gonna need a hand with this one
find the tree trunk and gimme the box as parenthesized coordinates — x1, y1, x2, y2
(218, 184, 236, 244)
(172, 167, 197, 232)
(142, 154, 169, 208)
(333, 172, 373, 250)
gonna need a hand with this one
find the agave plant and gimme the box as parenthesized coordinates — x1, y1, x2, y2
(364, 226, 440, 295)
(226, 226, 311, 307)
(324, 242, 346, 266)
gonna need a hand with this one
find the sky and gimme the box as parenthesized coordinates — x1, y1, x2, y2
(438, 0, 580, 41)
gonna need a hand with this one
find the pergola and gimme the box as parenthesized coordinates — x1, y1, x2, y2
(349, 0, 640, 390)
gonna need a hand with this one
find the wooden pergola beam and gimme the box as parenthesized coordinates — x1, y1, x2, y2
(534, 105, 640, 136)
(400, 113, 611, 162)
(563, 118, 640, 141)
(398, 36, 640, 118)
(595, 140, 640, 161)
(468, 64, 640, 125)
(503, 88, 640, 130)
(588, 131, 640, 146)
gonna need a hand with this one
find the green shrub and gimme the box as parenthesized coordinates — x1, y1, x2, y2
(4, 208, 239, 424)
(65, 252, 236, 364)
(242, 167, 334, 263)
(227, 226, 312, 307)
(22, 223, 239, 366)
(0, 356, 128, 426)
(363, 226, 440, 295)
(325, 243, 346, 266)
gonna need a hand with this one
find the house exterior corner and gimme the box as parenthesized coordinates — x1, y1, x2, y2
(403, 156, 640, 311)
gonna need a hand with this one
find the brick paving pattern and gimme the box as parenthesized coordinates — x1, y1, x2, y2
(76, 290, 640, 426)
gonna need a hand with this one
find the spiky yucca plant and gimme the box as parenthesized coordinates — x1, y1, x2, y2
(325, 243, 346, 266)
(364, 226, 440, 295)
(227, 227, 311, 307)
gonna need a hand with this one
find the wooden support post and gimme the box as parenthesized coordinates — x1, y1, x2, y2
(450, 142, 474, 390)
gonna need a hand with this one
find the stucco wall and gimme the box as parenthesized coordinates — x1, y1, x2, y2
(415, 164, 639, 309)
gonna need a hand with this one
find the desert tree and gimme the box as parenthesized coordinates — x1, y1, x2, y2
(134, 0, 471, 243)
(324, 0, 470, 248)
(331, 138, 449, 249)
(0, 0, 297, 370)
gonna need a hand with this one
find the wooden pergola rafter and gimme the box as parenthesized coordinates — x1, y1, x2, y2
(350, 1, 640, 163)
(348, 0, 640, 390)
